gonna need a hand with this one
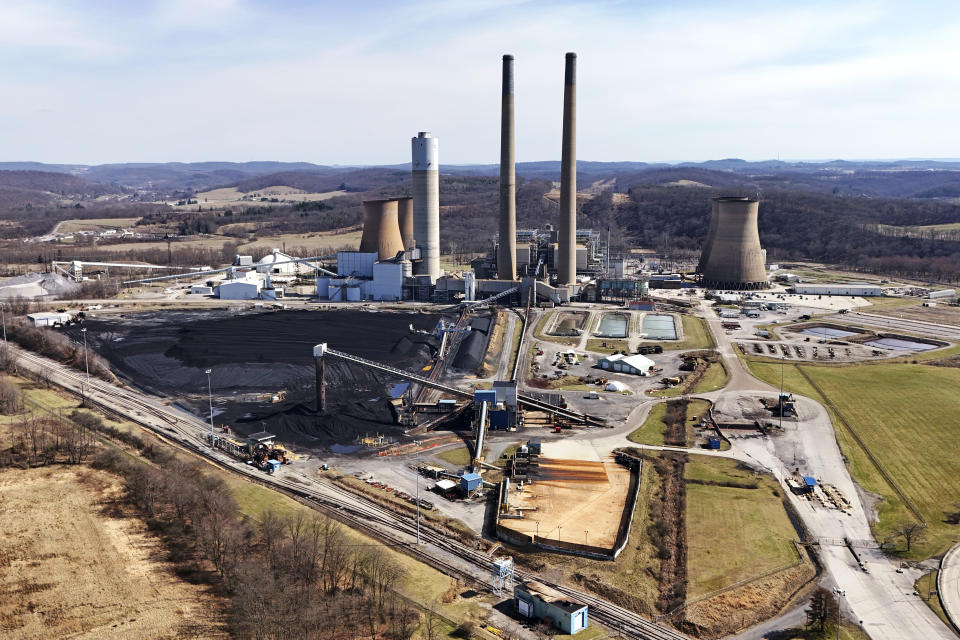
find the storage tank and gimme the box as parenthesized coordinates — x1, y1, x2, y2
(359, 199, 405, 261)
(698, 197, 769, 290)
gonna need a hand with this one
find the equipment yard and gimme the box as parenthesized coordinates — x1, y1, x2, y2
(499, 441, 633, 553)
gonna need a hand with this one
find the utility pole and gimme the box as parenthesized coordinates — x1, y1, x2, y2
(415, 443, 421, 545)
(0, 302, 7, 349)
(205, 368, 214, 440)
(779, 355, 784, 432)
(81, 327, 89, 403)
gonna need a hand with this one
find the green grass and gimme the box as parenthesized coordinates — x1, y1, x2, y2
(628, 403, 668, 446)
(916, 570, 952, 628)
(745, 359, 960, 558)
(767, 625, 870, 640)
(652, 315, 714, 351)
(585, 338, 629, 354)
(692, 360, 728, 393)
(685, 458, 800, 597)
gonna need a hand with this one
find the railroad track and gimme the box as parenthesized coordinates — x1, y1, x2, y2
(10, 345, 688, 640)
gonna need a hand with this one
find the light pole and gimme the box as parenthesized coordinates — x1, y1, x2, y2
(779, 354, 784, 432)
(584, 530, 588, 546)
(415, 443, 421, 545)
(81, 328, 89, 403)
(205, 368, 214, 438)
(834, 588, 844, 640)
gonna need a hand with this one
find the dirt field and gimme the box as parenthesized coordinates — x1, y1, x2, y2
(501, 441, 630, 550)
(0, 466, 226, 639)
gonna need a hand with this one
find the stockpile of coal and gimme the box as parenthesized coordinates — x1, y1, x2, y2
(75, 309, 441, 446)
(452, 316, 492, 371)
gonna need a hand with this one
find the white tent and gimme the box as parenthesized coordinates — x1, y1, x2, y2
(605, 381, 629, 392)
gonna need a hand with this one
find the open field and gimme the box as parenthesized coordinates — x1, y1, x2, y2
(745, 358, 960, 558)
(0, 466, 227, 639)
(658, 315, 714, 351)
(628, 402, 668, 446)
(692, 360, 728, 393)
(685, 458, 801, 597)
(173, 186, 346, 210)
(57, 217, 142, 232)
(236, 229, 362, 254)
(870, 302, 960, 327)
(585, 338, 629, 354)
(859, 296, 924, 311)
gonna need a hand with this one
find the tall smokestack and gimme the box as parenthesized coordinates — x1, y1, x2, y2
(558, 52, 577, 286)
(412, 132, 440, 281)
(396, 197, 414, 250)
(497, 54, 517, 281)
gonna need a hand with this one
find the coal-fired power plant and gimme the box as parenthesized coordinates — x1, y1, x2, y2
(698, 196, 769, 290)
(396, 196, 415, 250)
(558, 52, 578, 286)
(497, 54, 517, 281)
(412, 132, 440, 282)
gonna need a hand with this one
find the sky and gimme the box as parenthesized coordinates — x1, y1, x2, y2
(1, 0, 959, 165)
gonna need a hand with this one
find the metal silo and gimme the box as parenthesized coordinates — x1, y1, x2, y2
(698, 196, 769, 290)
(412, 132, 440, 281)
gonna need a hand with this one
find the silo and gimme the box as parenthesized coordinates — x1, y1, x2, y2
(558, 52, 577, 286)
(698, 197, 769, 290)
(359, 199, 405, 261)
(396, 197, 415, 250)
(497, 54, 517, 281)
(412, 132, 440, 281)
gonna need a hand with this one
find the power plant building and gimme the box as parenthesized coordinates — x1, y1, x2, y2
(698, 197, 769, 290)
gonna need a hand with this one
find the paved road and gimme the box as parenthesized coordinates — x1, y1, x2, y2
(937, 544, 960, 634)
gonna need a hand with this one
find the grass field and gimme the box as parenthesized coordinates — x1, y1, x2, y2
(692, 360, 728, 393)
(628, 403, 668, 446)
(745, 359, 960, 558)
(916, 570, 951, 627)
(0, 466, 227, 638)
(685, 457, 801, 597)
(57, 217, 142, 232)
(237, 229, 362, 254)
(659, 315, 715, 351)
(585, 338, 629, 354)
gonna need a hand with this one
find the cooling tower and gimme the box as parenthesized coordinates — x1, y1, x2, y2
(698, 196, 769, 290)
(497, 54, 517, 281)
(396, 197, 415, 250)
(359, 199, 405, 260)
(558, 52, 577, 286)
(412, 132, 440, 281)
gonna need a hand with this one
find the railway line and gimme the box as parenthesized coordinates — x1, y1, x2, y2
(9, 344, 687, 640)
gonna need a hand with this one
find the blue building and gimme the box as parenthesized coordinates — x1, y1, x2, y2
(514, 581, 588, 634)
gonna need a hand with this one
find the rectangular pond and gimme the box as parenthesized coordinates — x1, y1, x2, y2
(865, 338, 937, 351)
(597, 313, 629, 338)
(799, 327, 860, 339)
(642, 314, 677, 340)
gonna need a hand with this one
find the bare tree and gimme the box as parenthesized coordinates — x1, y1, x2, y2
(895, 522, 926, 552)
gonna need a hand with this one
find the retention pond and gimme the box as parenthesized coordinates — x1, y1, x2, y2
(642, 314, 677, 340)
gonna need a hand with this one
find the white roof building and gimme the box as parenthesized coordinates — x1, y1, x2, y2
(27, 311, 72, 327)
(216, 272, 262, 300)
(791, 283, 882, 297)
(257, 248, 308, 275)
(597, 353, 655, 376)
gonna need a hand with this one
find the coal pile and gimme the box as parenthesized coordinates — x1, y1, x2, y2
(452, 316, 492, 371)
(76, 309, 441, 446)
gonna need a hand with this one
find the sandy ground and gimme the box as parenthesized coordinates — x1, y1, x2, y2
(0, 466, 226, 639)
(500, 441, 631, 549)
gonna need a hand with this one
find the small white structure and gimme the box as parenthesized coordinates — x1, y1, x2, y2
(714, 293, 742, 304)
(605, 380, 628, 392)
(257, 248, 301, 274)
(234, 255, 254, 266)
(597, 353, 655, 376)
(190, 285, 213, 295)
(27, 311, 72, 327)
(718, 309, 740, 319)
(927, 289, 956, 301)
(791, 283, 882, 297)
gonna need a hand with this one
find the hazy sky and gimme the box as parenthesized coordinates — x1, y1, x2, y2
(2, 0, 958, 165)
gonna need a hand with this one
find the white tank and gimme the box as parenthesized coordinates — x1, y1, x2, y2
(412, 132, 440, 282)
(465, 271, 476, 302)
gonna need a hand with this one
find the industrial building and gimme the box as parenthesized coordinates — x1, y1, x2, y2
(790, 283, 883, 297)
(216, 271, 263, 300)
(597, 353, 656, 376)
(698, 197, 769, 290)
(26, 311, 72, 327)
(514, 581, 588, 634)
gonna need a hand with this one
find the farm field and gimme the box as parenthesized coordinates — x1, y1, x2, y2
(56, 217, 142, 232)
(685, 457, 801, 597)
(172, 186, 346, 209)
(0, 466, 228, 639)
(746, 359, 960, 558)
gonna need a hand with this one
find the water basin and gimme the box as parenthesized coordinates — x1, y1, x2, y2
(865, 338, 936, 351)
(597, 313, 628, 338)
(799, 327, 859, 339)
(642, 314, 677, 340)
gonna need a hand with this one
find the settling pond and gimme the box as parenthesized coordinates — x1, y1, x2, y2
(597, 313, 629, 338)
(642, 314, 677, 340)
(866, 337, 938, 351)
(799, 327, 861, 339)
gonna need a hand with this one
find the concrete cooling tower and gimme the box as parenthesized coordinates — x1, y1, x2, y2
(396, 197, 415, 250)
(359, 199, 405, 260)
(412, 132, 440, 281)
(698, 196, 769, 290)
